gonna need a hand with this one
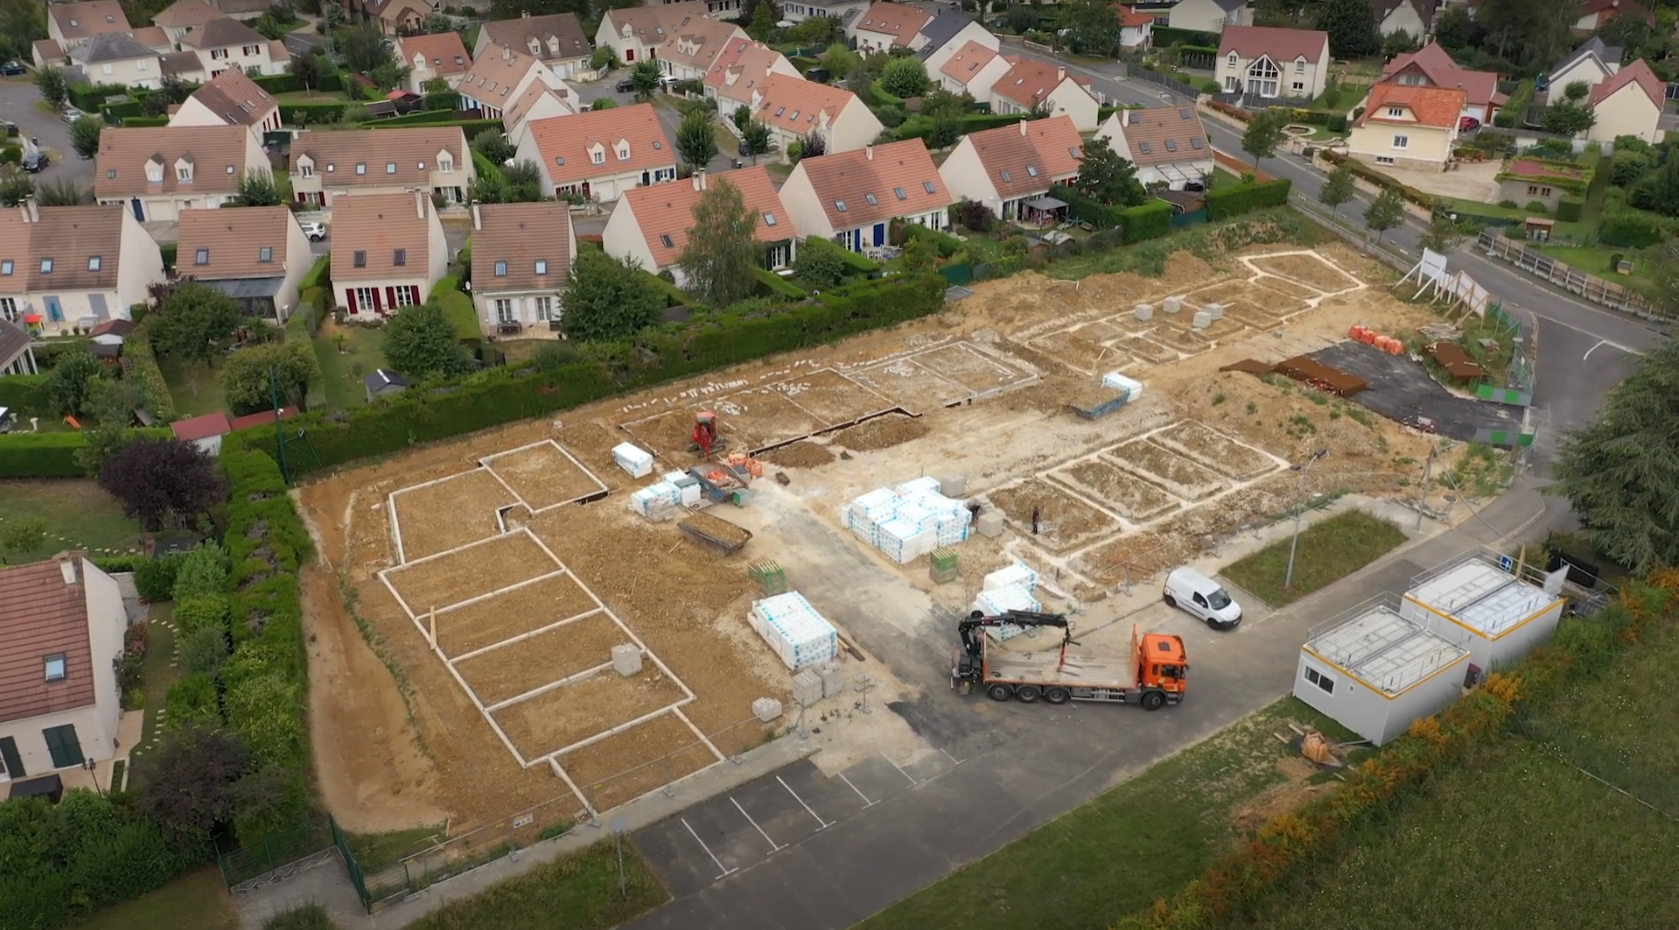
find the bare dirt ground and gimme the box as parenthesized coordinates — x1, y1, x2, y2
(1151, 422, 1281, 480)
(382, 532, 556, 614)
(454, 613, 632, 707)
(392, 470, 513, 560)
(485, 441, 606, 509)
(431, 572, 599, 655)
(299, 242, 1482, 835)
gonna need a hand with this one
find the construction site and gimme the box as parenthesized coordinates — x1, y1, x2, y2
(295, 241, 1510, 857)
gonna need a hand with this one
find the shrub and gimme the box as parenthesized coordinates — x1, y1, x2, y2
(1206, 177, 1292, 219)
(164, 673, 222, 730)
(1050, 184, 1124, 230)
(124, 320, 176, 420)
(1524, 200, 1548, 213)
(133, 553, 183, 602)
(1555, 196, 1584, 223)
(172, 543, 230, 600)
(1117, 200, 1172, 243)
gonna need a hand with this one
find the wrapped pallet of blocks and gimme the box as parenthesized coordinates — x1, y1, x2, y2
(929, 547, 959, 584)
(629, 482, 682, 521)
(983, 561, 1039, 594)
(842, 478, 972, 563)
(612, 442, 654, 478)
(1100, 372, 1144, 402)
(969, 583, 1042, 642)
(749, 591, 839, 671)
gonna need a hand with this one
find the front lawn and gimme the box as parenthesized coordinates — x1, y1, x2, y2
(312, 319, 388, 409)
(158, 354, 229, 417)
(0, 479, 141, 558)
(404, 840, 667, 930)
(1221, 510, 1408, 607)
(75, 867, 238, 930)
(124, 602, 181, 792)
(1530, 242, 1660, 290)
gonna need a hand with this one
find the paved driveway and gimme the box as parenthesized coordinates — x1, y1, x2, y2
(0, 77, 93, 190)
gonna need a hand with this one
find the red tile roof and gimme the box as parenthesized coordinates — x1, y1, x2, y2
(526, 104, 675, 186)
(854, 2, 932, 44)
(171, 411, 232, 441)
(751, 74, 862, 135)
(705, 40, 788, 96)
(1589, 57, 1664, 108)
(991, 56, 1094, 108)
(1217, 25, 1328, 63)
(1115, 4, 1154, 26)
(1356, 83, 1466, 129)
(619, 167, 789, 268)
(655, 16, 742, 72)
(791, 138, 952, 230)
(1381, 43, 1500, 108)
(397, 32, 472, 77)
(961, 115, 1083, 200)
(0, 558, 97, 725)
(228, 406, 298, 432)
(1578, 0, 1654, 24)
(938, 40, 999, 86)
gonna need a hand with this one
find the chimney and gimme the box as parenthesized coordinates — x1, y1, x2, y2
(1056, 66, 1066, 84)
(865, 144, 874, 160)
(1019, 119, 1029, 136)
(503, 43, 513, 61)
(57, 553, 79, 586)
(19, 200, 37, 223)
(472, 203, 482, 230)
(693, 168, 706, 191)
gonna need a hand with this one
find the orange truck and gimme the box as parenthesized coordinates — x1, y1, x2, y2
(950, 610, 1187, 710)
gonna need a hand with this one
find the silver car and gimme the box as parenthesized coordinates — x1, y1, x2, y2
(300, 221, 327, 241)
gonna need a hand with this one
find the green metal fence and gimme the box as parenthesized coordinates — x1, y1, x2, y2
(215, 818, 332, 890)
(329, 814, 372, 911)
(1170, 207, 1209, 229)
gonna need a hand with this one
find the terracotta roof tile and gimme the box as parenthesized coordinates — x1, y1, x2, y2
(33, 39, 64, 64)
(177, 206, 297, 280)
(131, 26, 172, 50)
(480, 12, 590, 63)
(0, 317, 31, 369)
(790, 138, 952, 229)
(171, 411, 232, 441)
(396, 32, 472, 76)
(1589, 57, 1664, 107)
(290, 126, 468, 191)
(601, 2, 715, 45)
(1356, 83, 1467, 129)
(1217, 25, 1328, 63)
(937, 40, 998, 86)
(618, 167, 789, 268)
(0, 558, 99, 725)
(471, 202, 574, 293)
(502, 81, 573, 133)
(227, 406, 297, 432)
(527, 103, 675, 186)
(180, 15, 266, 49)
(991, 56, 1094, 108)
(185, 68, 276, 127)
(854, 1, 932, 43)
(1103, 105, 1211, 166)
(750, 74, 862, 135)
(707, 41, 791, 97)
(458, 45, 541, 101)
(1578, 0, 1653, 23)
(1381, 43, 1499, 108)
(47, 1, 131, 41)
(1115, 4, 1154, 27)
(959, 115, 1083, 200)
(97, 126, 255, 199)
(655, 17, 744, 72)
(153, 0, 225, 28)
(330, 193, 435, 282)
(10, 205, 129, 291)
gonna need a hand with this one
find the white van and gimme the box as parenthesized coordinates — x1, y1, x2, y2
(1163, 567, 1242, 630)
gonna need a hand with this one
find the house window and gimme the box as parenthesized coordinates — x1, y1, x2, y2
(259, 247, 272, 263)
(494, 260, 507, 276)
(1304, 667, 1335, 694)
(242, 44, 261, 56)
(195, 249, 209, 265)
(1025, 165, 1038, 177)
(353, 250, 367, 268)
(1375, 155, 1395, 165)
(1393, 135, 1409, 149)
(1292, 81, 1303, 92)
(354, 286, 376, 309)
(177, 166, 192, 181)
(87, 256, 101, 271)
(392, 286, 417, 308)
(211, 49, 228, 60)
(864, 192, 878, 205)
(1528, 185, 1552, 197)
(39, 258, 52, 274)
(1245, 57, 1280, 97)
(533, 295, 554, 321)
(1227, 52, 1238, 66)
(762, 213, 776, 226)
(440, 158, 453, 173)
(44, 654, 67, 682)
(592, 149, 605, 165)
(659, 234, 674, 248)
(495, 298, 515, 323)
(0, 298, 16, 320)
(835, 200, 848, 212)
(923, 181, 936, 194)
(894, 187, 906, 200)
(386, 163, 397, 175)
(1294, 58, 1304, 73)
(42, 724, 83, 769)
(355, 163, 367, 175)
(1387, 106, 1404, 118)
(393, 249, 406, 267)
(535, 259, 548, 275)
(1, 261, 11, 276)
(301, 164, 314, 178)
(999, 170, 1011, 182)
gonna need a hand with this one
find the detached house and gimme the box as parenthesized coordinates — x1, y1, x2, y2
(475, 12, 592, 80)
(331, 192, 448, 317)
(169, 68, 281, 132)
(989, 59, 1101, 132)
(346, 0, 434, 36)
(1372, 0, 1436, 38)
(181, 15, 289, 77)
(1117, 6, 1155, 49)
(1093, 106, 1213, 190)
(470, 203, 575, 337)
(594, 3, 716, 65)
(779, 139, 953, 253)
(151, 0, 224, 44)
(46, 1, 130, 52)
(502, 81, 578, 139)
(457, 46, 574, 120)
(1380, 42, 1503, 123)
(704, 40, 799, 101)
(1168, 0, 1250, 32)
(515, 104, 677, 202)
(1548, 37, 1622, 97)
(655, 16, 748, 83)
(176, 207, 313, 321)
(95, 125, 266, 223)
(1347, 83, 1465, 170)
(289, 127, 472, 208)
(727, 75, 884, 162)
(1216, 25, 1330, 101)
(604, 166, 796, 283)
(937, 115, 1083, 222)
(0, 205, 165, 336)
(938, 41, 1010, 98)
(849, 2, 932, 55)
(1585, 58, 1665, 145)
(0, 556, 131, 785)
(916, 10, 995, 71)
(781, 0, 869, 27)
(395, 32, 473, 93)
(69, 33, 161, 90)
(1573, 0, 1653, 33)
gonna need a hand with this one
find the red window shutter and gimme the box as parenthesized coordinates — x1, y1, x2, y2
(409, 286, 420, 305)
(345, 288, 356, 312)
(371, 288, 383, 312)
(385, 287, 396, 310)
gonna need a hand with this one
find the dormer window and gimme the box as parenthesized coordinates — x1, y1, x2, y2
(300, 163, 314, 178)
(439, 157, 453, 173)
(616, 143, 630, 161)
(87, 256, 101, 271)
(1386, 106, 1404, 117)
(1294, 57, 1305, 73)
(195, 249, 209, 265)
(535, 259, 548, 274)
(592, 149, 605, 165)
(177, 164, 193, 181)
(259, 247, 273, 263)
(494, 261, 507, 276)
(1227, 52, 1237, 66)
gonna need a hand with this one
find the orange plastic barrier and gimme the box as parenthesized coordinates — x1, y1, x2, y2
(1348, 325, 1366, 340)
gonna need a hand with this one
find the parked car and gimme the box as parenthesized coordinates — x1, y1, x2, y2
(300, 221, 327, 242)
(1163, 566, 1243, 631)
(0, 61, 26, 77)
(60, 106, 84, 123)
(22, 150, 47, 173)
(1459, 116, 1481, 133)
(614, 79, 635, 93)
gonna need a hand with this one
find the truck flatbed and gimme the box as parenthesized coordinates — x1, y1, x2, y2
(982, 649, 1137, 688)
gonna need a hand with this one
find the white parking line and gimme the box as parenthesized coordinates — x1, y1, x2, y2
(730, 797, 785, 852)
(778, 775, 831, 829)
(884, 753, 918, 786)
(680, 817, 737, 880)
(839, 772, 876, 808)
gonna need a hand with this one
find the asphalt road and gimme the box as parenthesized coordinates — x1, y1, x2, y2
(0, 77, 94, 190)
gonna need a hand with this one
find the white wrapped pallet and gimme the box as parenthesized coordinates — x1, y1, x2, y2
(612, 442, 654, 479)
(1101, 372, 1144, 401)
(629, 482, 681, 517)
(969, 583, 1042, 641)
(983, 561, 1039, 593)
(896, 476, 942, 497)
(749, 591, 839, 670)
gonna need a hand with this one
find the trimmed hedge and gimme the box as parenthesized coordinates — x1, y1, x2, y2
(224, 274, 947, 473)
(1206, 177, 1292, 219)
(471, 147, 503, 180)
(1151, 25, 1219, 47)
(160, 243, 178, 270)
(120, 115, 169, 127)
(1319, 150, 1437, 210)
(125, 320, 177, 421)
(371, 109, 485, 126)
(1118, 200, 1172, 244)
(299, 255, 330, 292)
(0, 428, 172, 477)
(252, 71, 345, 94)
(1556, 195, 1584, 223)
(279, 101, 352, 123)
(373, 117, 503, 135)
(1049, 184, 1124, 230)
(0, 372, 49, 416)
(755, 266, 807, 299)
(1598, 208, 1676, 248)
(1493, 79, 1534, 128)
(898, 222, 964, 257)
(896, 112, 1025, 143)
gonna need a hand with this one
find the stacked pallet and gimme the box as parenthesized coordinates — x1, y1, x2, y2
(613, 442, 654, 478)
(971, 562, 1042, 642)
(748, 558, 788, 595)
(630, 470, 702, 518)
(749, 592, 839, 671)
(842, 477, 972, 564)
(929, 548, 959, 585)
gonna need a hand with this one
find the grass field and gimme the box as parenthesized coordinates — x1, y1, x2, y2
(405, 839, 668, 930)
(125, 604, 181, 792)
(0, 479, 141, 559)
(1227, 622, 1679, 930)
(76, 867, 239, 930)
(1222, 510, 1407, 607)
(1531, 242, 1659, 289)
(349, 825, 446, 872)
(159, 354, 230, 417)
(853, 699, 1359, 930)
(264, 903, 339, 930)
(313, 320, 388, 409)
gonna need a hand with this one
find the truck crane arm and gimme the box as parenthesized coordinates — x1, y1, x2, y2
(956, 609, 1075, 658)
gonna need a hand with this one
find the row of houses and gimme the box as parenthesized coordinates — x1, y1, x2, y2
(34, 0, 289, 87)
(1132, 0, 1658, 39)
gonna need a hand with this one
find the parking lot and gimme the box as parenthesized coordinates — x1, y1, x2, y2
(0, 77, 93, 189)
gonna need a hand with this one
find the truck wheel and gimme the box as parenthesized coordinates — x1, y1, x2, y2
(1043, 687, 1071, 705)
(1163, 594, 1177, 608)
(1014, 685, 1041, 703)
(987, 683, 1013, 702)
(1141, 691, 1166, 711)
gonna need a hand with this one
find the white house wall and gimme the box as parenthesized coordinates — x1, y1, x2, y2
(923, 22, 998, 74)
(1379, 1, 1428, 38)
(601, 199, 660, 271)
(776, 168, 837, 240)
(0, 704, 118, 778)
(1587, 88, 1662, 145)
(1293, 650, 1390, 745)
(936, 137, 1001, 214)
(116, 208, 166, 312)
(87, 55, 162, 90)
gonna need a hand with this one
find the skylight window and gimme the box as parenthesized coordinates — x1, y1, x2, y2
(87, 256, 101, 271)
(999, 170, 1011, 182)
(790, 110, 800, 120)
(775, 106, 786, 116)
(535, 259, 548, 274)
(864, 192, 877, 205)
(923, 181, 936, 194)
(195, 250, 208, 266)
(835, 200, 848, 212)
(1068, 146, 1079, 159)
(259, 247, 273, 263)
(39, 258, 50, 273)
(659, 233, 674, 248)
(494, 261, 507, 276)
(894, 187, 906, 200)
(1, 261, 11, 276)
(1025, 165, 1037, 177)
(353, 251, 367, 268)
(1138, 142, 1152, 154)
(393, 249, 407, 266)
(1164, 139, 1177, 152)
(1190, 138, 1204, 150)
(763, 212, 777, 226)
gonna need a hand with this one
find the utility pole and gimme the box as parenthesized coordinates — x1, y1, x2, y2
(268, 366, 289, 484)
(1415, 445, 1435, 533)
(1283, 449, 1329, 590)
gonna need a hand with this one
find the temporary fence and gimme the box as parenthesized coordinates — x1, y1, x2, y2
(1477, 229, 1671, 322)
(216, 818, 334, 892)
(1129, 65, 1202, 102)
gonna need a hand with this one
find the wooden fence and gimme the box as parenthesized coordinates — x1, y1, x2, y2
(1476, 230, 1671, 322)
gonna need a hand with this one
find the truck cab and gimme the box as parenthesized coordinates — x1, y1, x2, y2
(1136, 629, 1188, 696)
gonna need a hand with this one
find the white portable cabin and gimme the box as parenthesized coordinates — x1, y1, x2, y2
(1399, 550, 1566, 672)
(1294, 596, 1471, 747)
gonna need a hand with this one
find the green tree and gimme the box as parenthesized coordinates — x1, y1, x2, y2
(149, 281, 242, 367)
(630, 58, 662, 101)
(335, 23, 391, 75)
(589, 47, 620, 71)
(678, 177, 759, 308)
(422, 75, 459, 111)
(900, 234, 937, 276)
(36, 178, 90, 206)
(1631, 155, 1679, 217)
(746, 0, 775, 41)
(675, 108, 717, 172)
(1074, 136, 1146, 206)
(1363, 186, 1404, 243)
(1314, 0, 1381, 58)
(471, 128, 517, 165)
(0, 170, 32, 207)
(1058, 0, 1121, 55)
(1562, 80, 1590, 102)
(733, 103, 752, 132)
(1474, 0, 1571, 68)
(823, 42, 858, 83)
(381, 302, 473, 378)
(788, 15, 837, 45)
(1540, 101, 1595, 135)
(1419, 214, 1468, 254)
(291, 51, 324, 91)
(739, 118, 775, 165)
(218, 341, 320, 413)
(501, 159, 545, 202)
(74, 377, 146, 477)
(1242, 110, 1287, 167)
(1381, 29, 1420, 58)
(1319, 163, 1355, 217)
(44, 351, 105, 417)
(0, 518, 45, 562)
(793, 239, 848, 288)
(591, 97, 618, 110)
(880, 56, 929, 98)
(1551, 337, 1679, 574)
(235, 169, 281, 206)
(34, 64, 68, 110)
(69, 115, 102, 160)
(1432, 5, 1480, 50)
(559, 248, 664, 342)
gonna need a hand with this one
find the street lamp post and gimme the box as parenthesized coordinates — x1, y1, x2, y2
(1283, 449, 1329, 590)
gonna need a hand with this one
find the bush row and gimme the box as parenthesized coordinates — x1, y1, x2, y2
(125, 320, 177, 421)
(1117, 576, 1679, 930)
(1598, 206, 1679, 248)
(1119, 200, 1172, 244)
(434, 275, 481, 341)
(1493, 80, 1534, 129)
(754, 266, 806, 299)
(1319, 150, 1438, 211)
(895, 112, 1025, 144)
(1206, 178, 1292, 219)
(0, 428, 171, 477)
(253, 72, 345, 95)
(1151, 26, 1220, 47)
(1049, 184, 1123, 230)
(1555, 196, 1584, 223)
(371, 117, 503, 135)
(0, 372, 48, 415)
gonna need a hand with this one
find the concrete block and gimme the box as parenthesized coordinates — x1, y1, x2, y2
(611, 644, 643, 677)
(818, 661, 846, 699)
(1192, 310, 1213, 330)
(1205, 303, 1224, 321)
(1133, 303, 1154, 322)
(937, 473, 967, 496)
(752, 697, 784, 722)
(792, 669, 823, 707)
(976, 511, 1005, 538)
(1162, 295, 1183, 315)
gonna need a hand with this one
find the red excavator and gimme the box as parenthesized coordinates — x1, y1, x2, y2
(688, 411, 727, 460)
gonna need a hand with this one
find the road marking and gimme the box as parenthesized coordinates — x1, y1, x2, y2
(884, 753, 918, 786)
(1583, 339, 1607, 361)
(838, 772, 876, 808)
(680, 817, 738, 879)
(778, 776, 831, 829)
(729, 797, 784, 852)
